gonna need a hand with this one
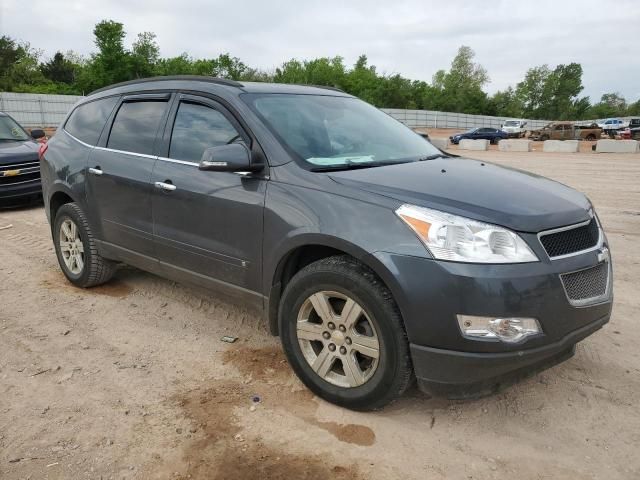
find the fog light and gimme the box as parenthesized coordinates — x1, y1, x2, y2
(457, 315, 542, 343)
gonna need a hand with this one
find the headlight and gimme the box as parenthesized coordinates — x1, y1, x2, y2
(396, 204, 538, 263)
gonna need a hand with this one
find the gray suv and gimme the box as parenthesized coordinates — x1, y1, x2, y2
(41, 76, 613, 410)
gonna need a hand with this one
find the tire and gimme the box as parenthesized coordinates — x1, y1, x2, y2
(540, 135, 549, 141)
(53, 202, 116, 287)
(278, 255, 413, 411)
(586, 134, 596, 141)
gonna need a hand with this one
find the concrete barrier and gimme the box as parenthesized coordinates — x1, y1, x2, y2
(542, 140, 579, 153)
(430, 138, 449, 150)
(458, 139, 489, 151)
(498, 140, 533, 152)
(595, 139, 639, 153)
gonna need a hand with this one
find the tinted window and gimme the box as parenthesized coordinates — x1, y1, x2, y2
(169, 102, 243, 162)
(107, 101, 168, 155)
(65, 96, 118, 145)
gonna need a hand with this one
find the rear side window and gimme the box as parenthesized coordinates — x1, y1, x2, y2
(107, 101, 168, 155)
(65, 96, 118, 146)
(169, 102, 244, 162)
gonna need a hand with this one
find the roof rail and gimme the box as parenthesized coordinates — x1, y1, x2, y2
(89, 75, 243, 95)
(305, 84, 345, 93)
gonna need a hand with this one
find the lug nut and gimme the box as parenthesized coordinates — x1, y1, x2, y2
(338, 325, 346, 332)
(345, 337, 352, 345)
(339, 346, 347, 355)
(322, 331, 330, 339)
(328, 322, 335, 330)
(328, 343, 336, 352)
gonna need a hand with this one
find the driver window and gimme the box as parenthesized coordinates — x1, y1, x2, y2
(169, 102, 243, 162)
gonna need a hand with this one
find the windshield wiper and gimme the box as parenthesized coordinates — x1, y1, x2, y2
(418, 153, 449, 161)
(0, 138, 26, 142)
(310, 160, 408, 172)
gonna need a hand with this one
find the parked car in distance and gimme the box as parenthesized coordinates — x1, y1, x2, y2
(626, 118, 640, 140)
(449, 127, 508, 144)
(501, 119, 527, 138)
(529, 122, 601, 141)
(597, 118, 628, 137)
(41, 76, 613, 410)
(0, 112, 46, 205)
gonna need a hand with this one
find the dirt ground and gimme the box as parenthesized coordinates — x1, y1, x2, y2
(1, 149, 639, 480)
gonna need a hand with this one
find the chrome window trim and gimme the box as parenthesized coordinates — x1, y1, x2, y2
(63, 129, 96, 149)
(157, 156, 198, 167)
(65, 130, 160, 160)
(560, 258, 612, 308)
(537, 215, 602, 260)
(94, 146, 157, 160)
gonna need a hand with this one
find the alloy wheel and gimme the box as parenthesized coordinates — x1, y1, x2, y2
(296, 290, 380, 388)
(59, 218, 84, 275)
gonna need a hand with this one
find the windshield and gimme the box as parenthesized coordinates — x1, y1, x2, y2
(504, 121, 519, 127)
(242, 94, 440, 168)
(0, 115, 30, 141)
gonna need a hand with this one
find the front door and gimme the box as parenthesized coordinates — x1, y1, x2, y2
(151, 94, 267, 304)
(86, 94, 171, 262)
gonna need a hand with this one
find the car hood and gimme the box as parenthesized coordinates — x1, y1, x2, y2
(328, 157, 591, 233)
(0, 140, 39, 165)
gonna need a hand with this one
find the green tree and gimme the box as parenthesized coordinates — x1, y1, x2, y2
(430, 46, 490, 114)
(41, 52, 77, 84)
(78, 20, 131, 91)
(131, 32, 160, 78)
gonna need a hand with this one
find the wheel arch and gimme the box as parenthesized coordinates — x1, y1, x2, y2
(265, 234, 405, 337)
(48, 183, 78, 226)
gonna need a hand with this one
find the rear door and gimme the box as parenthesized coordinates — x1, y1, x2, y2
(86, 93, 171, 264)
(151, 93, 267, 302)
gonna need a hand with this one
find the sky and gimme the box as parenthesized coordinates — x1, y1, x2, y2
(2, 0, 638, 102)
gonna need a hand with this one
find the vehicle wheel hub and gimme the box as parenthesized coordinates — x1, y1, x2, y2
(296, 290, 380, 388)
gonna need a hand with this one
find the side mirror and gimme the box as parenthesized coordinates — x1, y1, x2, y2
(198, 143, 261, 173)
(30, 129, 46, 140)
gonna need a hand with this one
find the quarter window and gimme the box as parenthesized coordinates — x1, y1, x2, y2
(65, 96, 118, 145)
(107, 100, 168, 155)
(169, 102, 244, 162)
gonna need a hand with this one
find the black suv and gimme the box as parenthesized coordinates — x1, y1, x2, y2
(0, 112, 46, 204)
(41, 76, 613, 410)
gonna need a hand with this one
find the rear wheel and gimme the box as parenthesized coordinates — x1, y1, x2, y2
(586, 134, 596, 141)
(279, 256, 413, 410)
(53, 203, 116, 287)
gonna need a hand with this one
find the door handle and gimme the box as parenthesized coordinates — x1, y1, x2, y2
(154, 181, 177, 192)
(89, 167, 103, 176)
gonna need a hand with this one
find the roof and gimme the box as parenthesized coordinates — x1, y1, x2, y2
(89, 75, 350, 97)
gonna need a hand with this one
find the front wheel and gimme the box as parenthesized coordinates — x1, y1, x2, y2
(279, 256, 413, 410)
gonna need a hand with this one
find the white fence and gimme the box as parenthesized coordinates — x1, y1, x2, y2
(0, 92, 82, 128)
(381, 108, 552, 130)
(0, 91, 632, 131)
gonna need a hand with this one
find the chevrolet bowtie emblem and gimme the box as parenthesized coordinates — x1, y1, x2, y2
(597, 247, 610, 263)
(2, 169, 21, 177)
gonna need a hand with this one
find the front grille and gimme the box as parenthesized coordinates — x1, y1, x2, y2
(540, 218, 599, 258)
(0, 160, 41, 185)
(560, 262, 610, 306)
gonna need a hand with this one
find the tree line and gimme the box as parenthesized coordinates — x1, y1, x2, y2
(1, 20, 638, 120)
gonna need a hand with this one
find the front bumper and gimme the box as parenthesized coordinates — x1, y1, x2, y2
(0, 179, 42, 202)
(411, 314, 608, 397)
(371, 245, 613, 395)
